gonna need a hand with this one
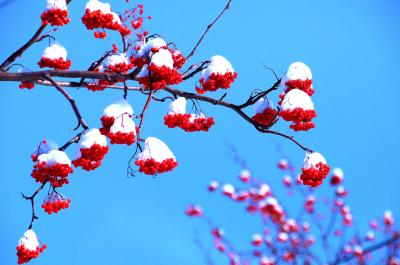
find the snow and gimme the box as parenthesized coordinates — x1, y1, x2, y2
(333, 167, 344, 178)
(85, 0, 121, 24)
(168, 97, 186, 115)
(137, 37, 167, 58)
(38, 150, 71, 166)
(201, 55, 234, 82)
(188, 113, 206, 123)
(103, 99, 134, 117)
(255, 97, 273, 114)
(45, 0, 67, 10)
(75, 129, 107, 158)
(222, 183, 235, 194)
(104, 53, 129, 67)
(42, 43, 67, 60)
(137, 65, 149, 78)
(252, 233, 262, 241)
(303, 152, 327, 169)
(18, 230, 39, 251)
(151, 49, 174, 69)
(137, 137, 175, 162)
(109, 115, 136, 134)
(281, 89, 314, 111)
(281, 62, 312, 90)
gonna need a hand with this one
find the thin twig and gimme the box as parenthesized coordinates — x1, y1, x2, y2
(186, 0, 233, 60)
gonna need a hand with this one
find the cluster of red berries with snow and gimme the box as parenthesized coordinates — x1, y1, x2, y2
(252, 98, 277, 127)
(300, 152, 330, 187)
(164, 97, 215, 132)
(82, 0, 131, 38)
(41, 0, 70, 26)
(86, 53, 133, 91)
(100, 99, 136, 145)
(72, 129, 109, 171)
(196, 55, 237, 94)
(37, 43, 71, 70)
(278, 62, 316, 131)
(31, 149, 73, 188)
(41, 190, 71, 214)
(16, 230, 46, 264)
(135, 37, 183, 89)
(135, 137, 178, 175)
(185, 205, 203, 217)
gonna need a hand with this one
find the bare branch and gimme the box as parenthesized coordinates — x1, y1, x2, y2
(186, 0, 233, 60)
(44, 75, 89, 130)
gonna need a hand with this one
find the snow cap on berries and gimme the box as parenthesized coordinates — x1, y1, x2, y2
(255, 98, 274, 114)
(384, 211, 394, 226)
(281, 62, 312, 88)
(104, 53, 129, 67)
(222, 183, 235, 197)
(103, 99, 134, 118)
(38, 150, 71, 166)
(151, 48, 174, 69)
(168, 97, 186, 115)
(239, 169, 251, 182)
(45, 0, 67, 10)
(202, 55, 235, 82)
(303, 152, 327, 169)
(137, 37, 167, 57)
(78, 129, 107, 149)
(281, 89, 314, 111)
(86, 0, 111, 14)
(109, 115, 136, 135)
(18, 230, 39, 251)
(137, 137, 176, 163)
(75, 129, 107, 157)
(42, 43, 68, 60)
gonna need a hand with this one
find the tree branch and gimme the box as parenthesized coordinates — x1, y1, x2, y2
(186, 0, 233, 60)
(44, 75, 89, 130)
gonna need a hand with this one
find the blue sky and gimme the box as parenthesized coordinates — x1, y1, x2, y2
(0, 0, 399, 264)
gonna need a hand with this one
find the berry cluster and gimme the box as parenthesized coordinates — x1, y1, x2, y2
(38, 57, 71, 70)
(31, 161, 73, 188)
(300, 162, 330, 187)
(42, 198, 71, 214)
(106, 62, 133, 73)
(196, 72, 237, 94)
(252, 108, 277, 127)
(16, 245, 46, 265)
(82, 9, 131, 37)
(278, 108, 316, 131)
(284, 79, 314, 96)
(72, 144, 109, 171)
(41, 8, 70, 26)
(164, 114, 215, 132)
(138, 63, 182, 90)
(185, 205, 203, 217)
(86, 79, 111, 91)
(19, 82, 35, 90)
(135, 158, 177, 175)
(100, 115, 136, 145)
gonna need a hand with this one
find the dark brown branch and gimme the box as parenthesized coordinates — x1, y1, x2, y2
(44, 75, 89, 130)
(137, 89, 154, 137)
(22, 181, 48, 229)
(0, 70, 127, 82)
(186, 0, 233, 60)
(1, 72, 312, 152)
(0, 25, 47, 71)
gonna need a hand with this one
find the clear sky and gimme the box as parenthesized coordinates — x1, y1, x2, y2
(0, 0, 399, 264)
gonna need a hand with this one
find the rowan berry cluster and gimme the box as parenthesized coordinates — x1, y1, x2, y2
(41, 8, 70, 26)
